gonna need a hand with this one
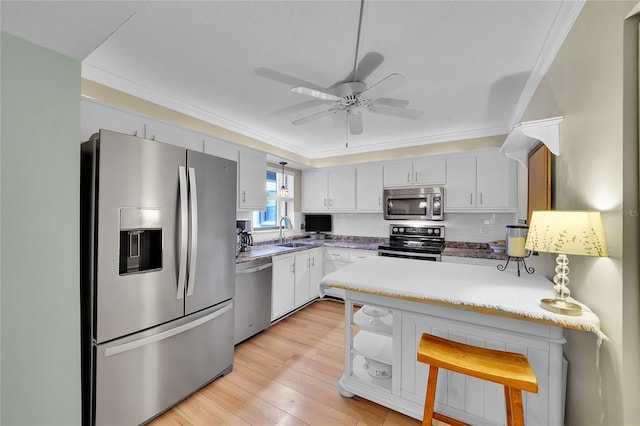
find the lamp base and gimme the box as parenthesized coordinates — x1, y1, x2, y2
(540, 298, 582, 316)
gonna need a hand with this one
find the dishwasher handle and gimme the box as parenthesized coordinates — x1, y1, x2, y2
(236, 262, 273, 275)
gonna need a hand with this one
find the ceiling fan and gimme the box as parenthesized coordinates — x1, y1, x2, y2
(289, 0, 423, 136)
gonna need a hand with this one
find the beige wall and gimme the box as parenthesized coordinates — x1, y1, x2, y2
(521, 1, 638, 424)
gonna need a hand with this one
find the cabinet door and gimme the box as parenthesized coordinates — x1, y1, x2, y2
(145, 119, 203, 151)
(356, 165, 383, 212)
(238, 148, 266, 211)
(271, 255, 295, 321)
(308, 248, 324, 299)
(328, 168, 356, 210)
(294, 252, 311, 306)
(413, 157, 446, 185)
(445, 155, 476, 210)
(383, 160, 413, 187)
(81, 99, 145, 142)
(302, 170, 328, 211)
(476, 153, 512, 209)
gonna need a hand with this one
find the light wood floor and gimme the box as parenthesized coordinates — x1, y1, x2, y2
(149, 299, 436, 426)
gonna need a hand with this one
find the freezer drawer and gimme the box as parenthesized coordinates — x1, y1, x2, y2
(92, 301, 234, 426)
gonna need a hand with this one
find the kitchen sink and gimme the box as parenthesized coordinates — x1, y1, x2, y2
(277, 242, 315, 248)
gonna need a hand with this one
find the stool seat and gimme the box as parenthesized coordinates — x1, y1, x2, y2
(417, 333, 538, 426)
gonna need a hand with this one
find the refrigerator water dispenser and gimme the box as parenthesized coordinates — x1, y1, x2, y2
(119, 207, 163, 275)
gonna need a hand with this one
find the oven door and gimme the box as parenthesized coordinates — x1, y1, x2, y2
(377, 247, 441, 261)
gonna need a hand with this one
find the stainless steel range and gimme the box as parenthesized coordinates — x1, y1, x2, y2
(377, 224, 445, 261)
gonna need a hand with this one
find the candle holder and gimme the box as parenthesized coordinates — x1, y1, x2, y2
(497, 225, 535, 277)
(497, 252, 535, 276)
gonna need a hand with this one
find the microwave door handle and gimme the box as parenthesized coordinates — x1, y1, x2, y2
(186, 167, 198, 296)
(177, 166, 188, 300)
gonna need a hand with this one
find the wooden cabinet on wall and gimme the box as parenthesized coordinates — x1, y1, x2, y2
(302, 168, 356, 212)
(383, 157, 446, 187)
(445, 152, 517, 212)
(527, 143, 552, 224)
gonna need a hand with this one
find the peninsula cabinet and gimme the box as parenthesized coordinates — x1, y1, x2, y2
(356, 164, 384, 212)
(237, 147, 266, 211)
(383, 157, 446, 187)
(302, 168, 356, 212)
(340, 293, 565, 426)
(445, 152, 516, 212)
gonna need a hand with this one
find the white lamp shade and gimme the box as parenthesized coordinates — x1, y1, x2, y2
(525, 211, 608, 257)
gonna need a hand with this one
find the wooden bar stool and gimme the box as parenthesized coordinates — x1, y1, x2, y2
(417, 333, 538, 426)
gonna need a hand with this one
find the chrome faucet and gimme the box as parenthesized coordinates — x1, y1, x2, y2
(279, 216, 293, 242)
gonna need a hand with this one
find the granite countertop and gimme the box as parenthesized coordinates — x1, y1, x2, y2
(235, 236, 385, 263)
(236, 236, 509, 263)
(443, 241, 508, 261)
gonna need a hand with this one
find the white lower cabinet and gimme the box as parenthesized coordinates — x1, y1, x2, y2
(271, 254, 295, 321)
(339, 293, 565, 425)
(323, 248, 377, 299)
(272, 248, 323, 321)
(294, 248, 323, 306)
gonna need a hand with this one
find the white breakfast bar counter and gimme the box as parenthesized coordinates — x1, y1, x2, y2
(319, 256, 604, 426)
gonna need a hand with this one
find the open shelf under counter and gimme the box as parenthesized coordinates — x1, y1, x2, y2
(353, 330, 393, 365)
(353, 305, 393, 336)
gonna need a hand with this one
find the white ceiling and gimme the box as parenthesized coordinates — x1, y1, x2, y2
(2, 1, 583, 160)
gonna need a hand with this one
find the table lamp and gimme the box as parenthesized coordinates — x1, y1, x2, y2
(525, 210, 608, 315)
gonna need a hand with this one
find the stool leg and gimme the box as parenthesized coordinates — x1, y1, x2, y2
(422, 366, 439, 426)
(504, 387, 525, 426)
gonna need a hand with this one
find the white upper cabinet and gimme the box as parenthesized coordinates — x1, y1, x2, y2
(356, 164, 383, 212)
(81, 99, 145, 141)
(203, 137, 238, 162)
(445, 152, 516, 212)
(302, 168, 356, 212)
(383, 157, 446, 187)
(237, 147, 266, 211)
(145, 119, 204, 151)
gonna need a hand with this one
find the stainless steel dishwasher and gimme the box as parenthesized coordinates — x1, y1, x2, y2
(234, 258, 272, 345)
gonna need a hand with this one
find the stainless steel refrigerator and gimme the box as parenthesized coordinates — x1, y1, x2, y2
(80, 129, 237, 425)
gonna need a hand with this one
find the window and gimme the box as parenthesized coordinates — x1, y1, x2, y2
(252, 167, 295, 230)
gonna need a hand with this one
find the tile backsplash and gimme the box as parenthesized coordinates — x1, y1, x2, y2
(331, 212, 517, 242)
(239, 210, 517, 244)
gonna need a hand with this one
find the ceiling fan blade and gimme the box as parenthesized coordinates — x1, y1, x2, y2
(348, 110, 364, 135)
(270, 99, 333, 117)
(291, 86, 342, 102)
(369, 104, 424, 119)
(355, 51, 384, 82)
(255, 67, 327, 92)
(361, 73, 408, 100)
(292, 108, 340, 125)
(370, 97, 411, 108)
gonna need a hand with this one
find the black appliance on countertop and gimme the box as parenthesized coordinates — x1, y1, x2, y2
(377, 224, 445, 261)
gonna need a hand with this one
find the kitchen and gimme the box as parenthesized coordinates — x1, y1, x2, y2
(1, 1, 639, 426)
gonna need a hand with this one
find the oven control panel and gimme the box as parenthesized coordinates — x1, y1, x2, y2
(389, 225, 445, 239)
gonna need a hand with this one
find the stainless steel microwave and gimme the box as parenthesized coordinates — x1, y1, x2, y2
(383, 186, 444, 221)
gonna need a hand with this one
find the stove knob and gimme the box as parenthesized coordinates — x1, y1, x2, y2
(434, 229, 440, 236)
(392, 227, 398, 233)
(426, 228, 433, 235)
(399, 228, 405, 233)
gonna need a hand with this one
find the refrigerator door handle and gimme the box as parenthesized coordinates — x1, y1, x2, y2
(177, 166, 189, 300)
(103, 302, 233, 357)
(186, 166, 198, 296)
